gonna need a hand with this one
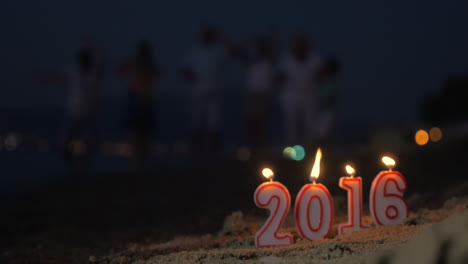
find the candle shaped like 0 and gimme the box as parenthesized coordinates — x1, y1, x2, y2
(370, 156, 408, 226)
(295, 148, 334, 240)
(254, 168, 293, 247)
(338, 165, 370, 235)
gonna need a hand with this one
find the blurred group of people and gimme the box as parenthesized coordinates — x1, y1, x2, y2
(41, 37, 159, 170)
(41, 26, 340, 170)
(180, 26, 340, 157)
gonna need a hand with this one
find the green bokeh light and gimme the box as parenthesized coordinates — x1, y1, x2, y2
(292, 145, 305, 161)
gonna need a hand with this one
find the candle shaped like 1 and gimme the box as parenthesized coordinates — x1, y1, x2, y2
(338, 165, 369, 235)
(295, 148, 334, 240)
(254, 168, 293, 247)
(370, 156, 408, 226)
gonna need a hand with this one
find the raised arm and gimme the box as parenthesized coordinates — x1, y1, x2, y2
(221, 33, 255, 64)
(216, 30, 251, 63)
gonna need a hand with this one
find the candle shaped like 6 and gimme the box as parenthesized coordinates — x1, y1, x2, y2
(254, 168, 293, 247)
(295, 148, 334, 240)
(370, 156, 408, 226)
(338, 165, 369, 235)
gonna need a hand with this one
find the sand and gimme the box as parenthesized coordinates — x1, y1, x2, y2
(4, 148, 468, 263)
(93, 196, 468, 264)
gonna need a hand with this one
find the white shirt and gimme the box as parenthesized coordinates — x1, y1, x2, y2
(246, 59, 275, 94)
(279, 54, 321, 105)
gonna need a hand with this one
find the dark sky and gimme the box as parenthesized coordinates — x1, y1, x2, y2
(1, 0, 468, 127)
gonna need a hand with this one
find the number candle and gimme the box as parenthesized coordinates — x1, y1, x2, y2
(370, 156, 408, 226)
(295, 148, 334, 240)
(338, 165, 369, 234)
(254, 168, 293, 247)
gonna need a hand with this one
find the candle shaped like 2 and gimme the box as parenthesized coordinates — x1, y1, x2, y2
(295, 148, 334, 240)
(370, 156, 408, 226)
(254, 168, 293, 247)
(338, 165, 369, 235)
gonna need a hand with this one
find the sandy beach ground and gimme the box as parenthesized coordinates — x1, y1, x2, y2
(3, 175, 468, 264)
(2, 141, 468, 263)
(94, 194, 468, 264)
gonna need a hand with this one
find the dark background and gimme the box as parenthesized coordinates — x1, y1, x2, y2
(1, 1, 468, 262)
(1, 0, 468, 193)
(2, 0, 468, 129)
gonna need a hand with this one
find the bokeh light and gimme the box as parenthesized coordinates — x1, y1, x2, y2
(292, 145, 305, 161)
(429, 127, 443, 142)
(415, 130, 429, 146)
(116, 142, 131, 157)
(237, 147, 250, 162)
(4, 133, 20, 151)
(69, 140, 86, 155)
(282, 146, 296, 160)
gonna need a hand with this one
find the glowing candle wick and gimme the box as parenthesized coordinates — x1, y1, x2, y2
(345, 165, 356, 178)
(382, 156, 396, 172)
(309, 148, 322, 184)
(262, 168, 275, 183)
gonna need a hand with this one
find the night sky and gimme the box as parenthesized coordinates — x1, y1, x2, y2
(1, 0, 468, 130)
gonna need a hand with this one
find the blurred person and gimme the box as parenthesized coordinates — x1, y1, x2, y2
(40, 37, 107, 171)
(278, 33, 322, 145)
(180, 25, 234, 155)
(316, 57, 340, 142)
(117, 41, 160, 169)
(235, 34, 277, 155)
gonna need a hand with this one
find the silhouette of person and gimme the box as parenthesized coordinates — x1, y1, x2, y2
(316, 57, 340, 142)
(235, 34, 277, 155)
(117, 40, 160, 169)
(40, 36, 106, 171)
(180, 25, 233, 155)
(278, 33, 321, 145)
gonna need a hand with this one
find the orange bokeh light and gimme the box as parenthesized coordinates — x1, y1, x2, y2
(415, 130, 429, 146)
(429, 127, 442, 142)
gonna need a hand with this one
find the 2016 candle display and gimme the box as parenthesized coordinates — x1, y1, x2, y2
(254, 168, 293, 247)
(253, 151, 410, 248)
(370, 156, 408, 226)
(295, 148, 334, 240)
(338, 165, 369, 234)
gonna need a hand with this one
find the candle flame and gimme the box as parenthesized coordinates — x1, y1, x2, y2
(310, 148, 322, 179)
(262, 168, 274, 179)
(345, 165, 355, 175)
(382, 156, 396, 167)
